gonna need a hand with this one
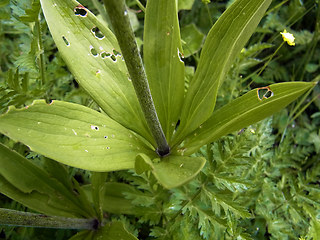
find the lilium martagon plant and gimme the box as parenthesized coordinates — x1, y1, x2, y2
(0, 0, 316, 190)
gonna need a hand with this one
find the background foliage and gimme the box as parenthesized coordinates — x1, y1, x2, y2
(0, 0, 319, 239)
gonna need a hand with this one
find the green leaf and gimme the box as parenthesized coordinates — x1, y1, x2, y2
(152, 156, 206, 189)
(0, 143, 93, 217)
(178, 0, 195, 10)
(82, 183, 141, 215)
(144, 0, 185, 141)
(20, 0, 41, 23)
(0, 100, 156, 171)
(135, 153, 154, 174)
(173, 0, 272, 145)
(91, 172, 108, 220)
(95, 221, 138, 240)
(40, 0, 153, 144)
(179, 82, 316, 155)
(181, 24, 204, 58)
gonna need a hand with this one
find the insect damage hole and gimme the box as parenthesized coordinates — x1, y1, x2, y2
(74, 5, 88, 17)
(110, 55, 117, 62)
(90, 46, 99, 57)
(178, 48, 184, 63)
(91, 125, 99, 131)
(62, 36, 70, 46)
(257, 86, 274, 101)
(91, 27, 105, 40)
(101, 52, 111, 59)
(112, 49, 121, 56)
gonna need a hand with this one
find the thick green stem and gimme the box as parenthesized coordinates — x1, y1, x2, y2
(0, 208, 98, 229)
(103, 0, 170, 156)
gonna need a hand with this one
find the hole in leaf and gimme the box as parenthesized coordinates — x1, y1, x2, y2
(90, 46, 99, 57)
(110, 55, 117, 62)
(62, 36, 70, 46)
(101, 52, 111, 58)
(91, 125, 99, 130)
(264, 90, 273, 98)
(91, 27, 105, 40)
(74, 5, 88, 17)
(112, 49, 121, 56)
(178, 48, 184, 62)
(257, 87, 274, 101)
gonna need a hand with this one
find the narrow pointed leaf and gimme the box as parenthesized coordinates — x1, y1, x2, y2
(144, 0, 185, 141)
(0, 143, 93, 217)
(0, 100, 156, 171)
(40, 0, 153, 143)
(174, 0, 272, 145)
(152, 156, 206, 189)
(179, 82, 316, 155)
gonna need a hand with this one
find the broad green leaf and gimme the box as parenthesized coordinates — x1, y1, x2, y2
(173, 0, 272, 145)
(0, 143, 93, 217)
(40, 0, 153, 144)
(135, 153, 154, 174)
(70, 221, 138, 240)
(181, 24, 204, 58)
(82, 183, 141, 215)
(178, 82, 316, 155)
(152, 156, 206, 189)
(178, 0, 195, 10)
(0, 100, 156, 171)
(144, 0, 185, 141)
(95, 221, 138, 240)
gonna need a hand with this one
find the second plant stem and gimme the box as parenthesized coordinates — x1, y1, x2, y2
(103, 0, 170, 156)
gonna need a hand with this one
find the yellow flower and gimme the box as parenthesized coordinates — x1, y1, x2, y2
(280, 29, 295, 46)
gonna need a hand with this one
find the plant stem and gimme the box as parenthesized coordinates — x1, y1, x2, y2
(0, 208, 98, 229)
(103, 0, 170, 156)
(135, 0, 146, 13)
(36, 13, 46, 87)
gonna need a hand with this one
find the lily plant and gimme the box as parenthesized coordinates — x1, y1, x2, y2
(0, 0, 315, 190)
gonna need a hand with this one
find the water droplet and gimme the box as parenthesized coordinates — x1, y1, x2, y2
(72, 129, 77, 135)
(124, 10, 128, 16)
(104, 136, 108, 139)
(85, 149, 88, 152)
(111, 134, 115, 138)
(37, 122, 41, 125)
